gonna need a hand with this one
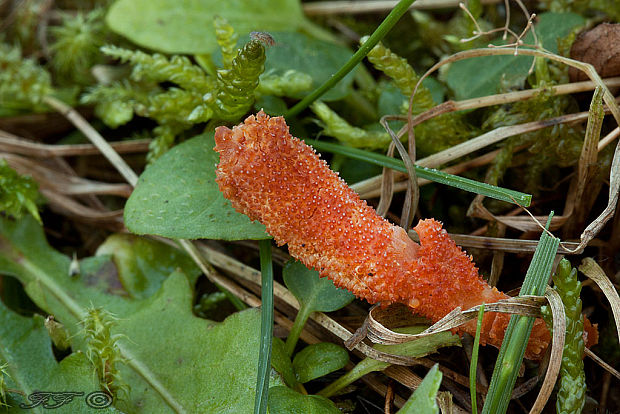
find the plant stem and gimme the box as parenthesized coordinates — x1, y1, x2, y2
(285, 0, 418, 117)
(317, 357, 388, 398)
(254, 239, 274, 414)
(284, 304, 312, 357)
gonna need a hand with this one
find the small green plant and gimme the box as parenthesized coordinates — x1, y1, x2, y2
(0, 161, 41, 223)
(0, 1, 617, 413)
(82, 308, 127, 398)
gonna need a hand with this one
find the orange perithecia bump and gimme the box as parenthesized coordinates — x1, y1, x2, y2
(214, 112, 595, 360)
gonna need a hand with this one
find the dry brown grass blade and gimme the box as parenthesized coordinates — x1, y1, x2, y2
(562, 87, 605, 237)
(43, 96, 139, 186)
(0, 129, 150, 157)
(578, 258, 620, 343)
(2, 152, 132, 197)
(417, 111, 592, 169)
(407, 231, 580, 254)
(366, 297, 545, 345)
(566, 140, 620, 253)
(41, 190, 123, 222)
(584, 348, 620, 381)
(394, 77, 620, 137)
(529, 287, 565, 414)
(376, 142, 396, 217)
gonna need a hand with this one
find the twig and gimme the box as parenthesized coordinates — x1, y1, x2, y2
(0, 130, 150, 157)
(43, 96, 139, 186)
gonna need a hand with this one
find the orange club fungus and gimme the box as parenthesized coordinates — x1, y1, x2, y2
(214, 111, 597, 360)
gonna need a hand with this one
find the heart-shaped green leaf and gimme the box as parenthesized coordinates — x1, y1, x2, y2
(124, 132, 269, 241)
(292, 342, 349, 383)
(106, 0, 307, 54)
(283, 260, 355, 355)
(283, 260, 354, 313)
(261, 32, 355, 101)
(445, 12, 585, 100)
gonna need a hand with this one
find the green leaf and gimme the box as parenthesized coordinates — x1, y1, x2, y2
(113, 275, 285, 413)
(292, 343, 349, 383)
(0, 216, 287, 412)
(397, 364, 442, 414)
(268, 386, 340, 414)
(96, 233, 201, 299)
(283, 260, 355, 355)
(271, 338, 298, 389)
(373, 326, 461, 357)
(318, 327, 459, 397)
(0, 300, 119, 414)
(283, 260, 354, 313)
(262, 32, 355, 101)
(445, 12, 585, 100)
(106, 0, 307, 54)
(124, 132, 269, 240)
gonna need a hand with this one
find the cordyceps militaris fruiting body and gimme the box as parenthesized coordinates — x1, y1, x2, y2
(214, 112, 598, 360)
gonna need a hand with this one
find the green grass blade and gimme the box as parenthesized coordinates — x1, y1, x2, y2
(470, 303, 485, 414)
(285, 0, 417, 117)
(254, 239, 274, 414)
(306, 139, 532, 207)
(482, 214, 559, 414)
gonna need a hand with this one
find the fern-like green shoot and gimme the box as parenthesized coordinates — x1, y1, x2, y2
(214, 16, 239, 70)
(101, 45, 215, 93)
(257, 70, 313, 97)
(82, 308, 128, 398)
(362, 37, 434, 114)
(146, 124, 186, 164)
(209, 39, 266, 120)
(0, 160, 41, 223)
(553, 259, 586, 414)
(81, 81, 142, 128)
(311, 101, 391, 149)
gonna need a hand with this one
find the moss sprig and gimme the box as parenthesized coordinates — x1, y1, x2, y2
(208, 39, 265, 121)
(552, 259, 586, 414)
(100, 45, 215, 93)
(257, 70, 313, 97)
(0, 362, 9, 408)
(214, 16, 238, 70)
(82, 308, 128, 398)
(49, 8, 107, 85)
(91, 18, 266, 161)
(0, 43, 54, 115)
(0, 161, 41, 223)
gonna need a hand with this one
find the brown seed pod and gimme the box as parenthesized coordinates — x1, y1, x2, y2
(569, 23, 620, 82)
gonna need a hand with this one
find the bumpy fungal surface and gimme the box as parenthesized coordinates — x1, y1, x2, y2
(214, 111, 597, 360)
